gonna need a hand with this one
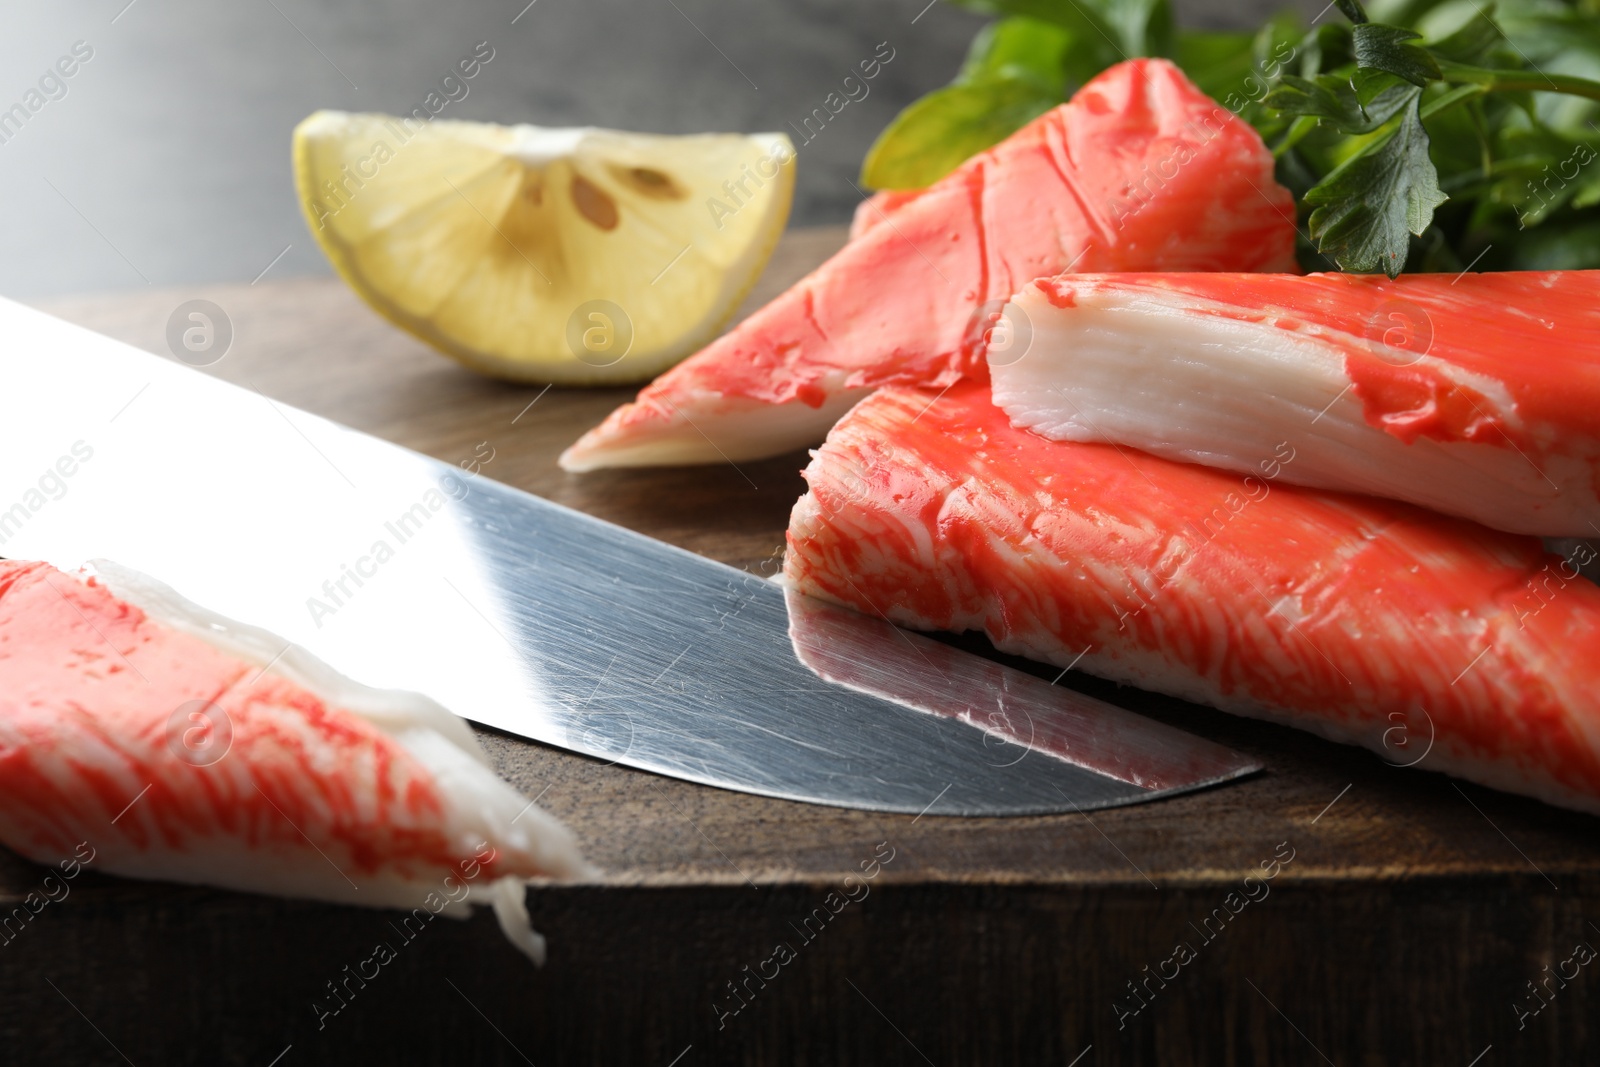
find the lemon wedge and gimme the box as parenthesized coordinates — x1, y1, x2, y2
(293, 112, 795, 384)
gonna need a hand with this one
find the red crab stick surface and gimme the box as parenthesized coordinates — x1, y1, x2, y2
(990, 271, 1600, 536)
(561, 57, 1297, 471)
(0, 560, 591, 962)
(785, 383, 1600, 814)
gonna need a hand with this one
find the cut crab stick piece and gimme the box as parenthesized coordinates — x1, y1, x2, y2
(560, 58, 1297, 471)
(989, 270, 1600, 536)
(785, 383, 1600, 815)
(0, 559, 593, 962)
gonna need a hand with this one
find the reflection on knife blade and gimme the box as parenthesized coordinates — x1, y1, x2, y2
(785, 586, 1257, 793)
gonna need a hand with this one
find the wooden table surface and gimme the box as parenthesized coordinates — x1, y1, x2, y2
(8, 228, 1599, 1066)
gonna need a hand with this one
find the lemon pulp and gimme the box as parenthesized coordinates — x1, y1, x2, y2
(294, 112, 795, 384)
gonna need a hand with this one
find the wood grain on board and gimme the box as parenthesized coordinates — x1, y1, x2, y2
(6, 227, 1595, 1066)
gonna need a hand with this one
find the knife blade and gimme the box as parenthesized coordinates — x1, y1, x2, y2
(0, 297, 1259, 815)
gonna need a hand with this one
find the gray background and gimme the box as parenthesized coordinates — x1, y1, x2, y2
(1, 0, 1290, 299)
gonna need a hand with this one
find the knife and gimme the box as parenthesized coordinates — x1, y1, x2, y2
(0, 297, 1259, 815)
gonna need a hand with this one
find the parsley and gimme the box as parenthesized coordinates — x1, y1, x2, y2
(1304, 96, 1448, 274)
(862, 0, 1600, 275)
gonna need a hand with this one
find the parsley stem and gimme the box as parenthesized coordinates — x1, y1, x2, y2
(1420, 82, 1486, 120)
(1271, 115, 1319, 158)
(1435, 62, 1600, 104)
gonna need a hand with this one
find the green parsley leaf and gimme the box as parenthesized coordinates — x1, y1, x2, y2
(1335, 0, 1370, 26)
(945, 0, 1172, 60)
(860, 77, 1061, 189)
(1424, 5, 1503, 65)
(1305, 97, 1448, 274)
(1173, 29, 1257, 101)
(1351, 24, 1443, 86)
(1266, 73, 1419, 132)
(957, 16, 1074, 89)
(1095, 0, 1174, 57)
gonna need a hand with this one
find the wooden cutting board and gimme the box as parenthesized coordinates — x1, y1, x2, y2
(8, 228, 1598, 1066)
